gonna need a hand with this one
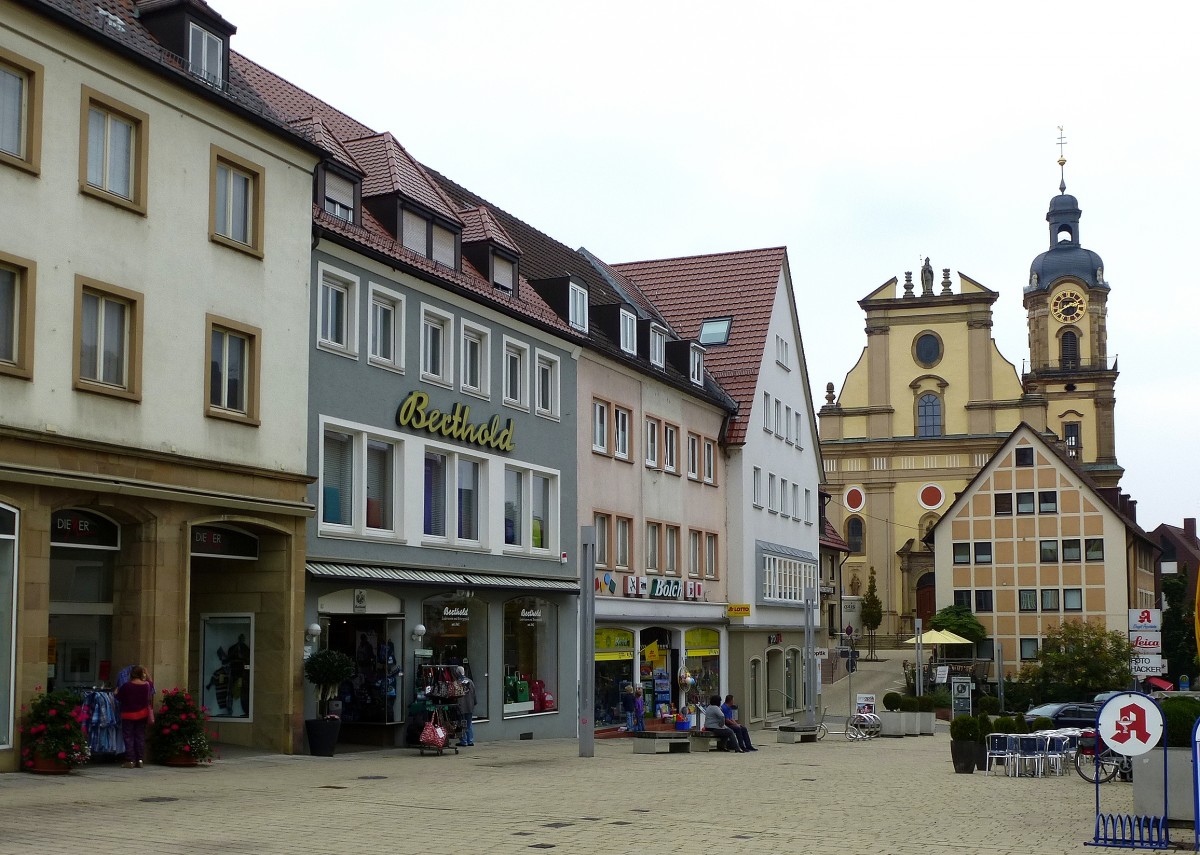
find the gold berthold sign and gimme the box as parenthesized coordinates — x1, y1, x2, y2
(395, 390, 516, 452)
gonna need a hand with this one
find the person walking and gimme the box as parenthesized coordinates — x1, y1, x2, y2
(455, 666, 477, 746)
(115, 665, 153, 768)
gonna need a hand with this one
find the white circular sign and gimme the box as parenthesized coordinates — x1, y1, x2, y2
(1096, 692, 1163, 757)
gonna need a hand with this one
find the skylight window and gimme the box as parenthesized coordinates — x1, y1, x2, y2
(698, 317, 732, 346)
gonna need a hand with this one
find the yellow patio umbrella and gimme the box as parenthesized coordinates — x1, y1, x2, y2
(904, 629, 972, 646)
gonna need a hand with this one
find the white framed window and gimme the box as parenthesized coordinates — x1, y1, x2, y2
(689, 344, 705, 385)
(767, 473, 778, 512)
(460, 322, 490, 397)
(663, 424, 678, 473)
(503, 337, 529, 408)
(645, 522, 660, 573)
(569, 281, 588, 332)
(421, 304, 453, 386)
(705, 533, 717, 580)
(492, 253, 514, 292)
(619, 308, 637, 354)
(763, 392, 772, 431)
(762, 553, 819, 604)
(645, 418, 660, 468)
(318, 265, 359, 355)
(592, 400, 609, 453)
(86, 104, 135, 201)
(776, 334, 790, 369)
(614, 408, 631, 460)
(649, 325, 666, 368)
(774, 399, 783, 435)
(505, 469, 524, 547)
(535, 351, 559, 418)
(319, 422, 401, 537)
(367, 284, 403, 371)
(323, 170, 355, 223)
(703, 439, 715, 484)
(456, 457, 481, 542)
(593, 513, 610, 567)
(688, 530, 701, 578)
(188, 23, 223, 86)
(423, 451, 448, 538)
(780, 478, 790, 517)
(803, 488, 811, 523)
(785, 406, 793, 443)
(615, 517, 631, 569)
(209, 146, 263, 255)
(665, 525, 680, 575)
(686, 434, 700, 479)
(795, 411, 804, 448)
(501, 465, 558, 554)
(76, 278, 141, 398)
(752, 467, 762, 507)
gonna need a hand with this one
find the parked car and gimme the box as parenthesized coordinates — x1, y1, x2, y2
(1023, 702, 1100, 729)
(1093, 691, 1123, 705)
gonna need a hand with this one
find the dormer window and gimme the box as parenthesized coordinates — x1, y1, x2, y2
(401, 207, 459, 269)
(650, 325, 666, 368)
(698, 317, 732, 346)
(619, 309, 636, 355)
(493, 253, 515, 293)
(689, 344, 705, 385)
(188, 24, 223, 87)
(569, 282, 588, 332)
(432, 224, 456, 267)
(322, 169, 357, 223)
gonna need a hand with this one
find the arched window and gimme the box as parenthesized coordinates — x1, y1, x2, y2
(916, 393, 942, 438)
(845, 516, 864, 554)
(1060, 330, 1079, 369)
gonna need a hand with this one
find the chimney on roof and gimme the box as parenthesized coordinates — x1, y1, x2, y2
(1186, 518, 1197, 542)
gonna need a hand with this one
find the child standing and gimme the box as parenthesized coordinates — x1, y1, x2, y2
(620, 684, 636, 731)
(633, 686, 645, 732)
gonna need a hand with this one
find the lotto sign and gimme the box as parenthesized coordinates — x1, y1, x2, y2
(1096, 692, 1163, 757)
(1128, 608, 1161, 632)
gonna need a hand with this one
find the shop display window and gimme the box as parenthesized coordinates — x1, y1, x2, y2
(423, 593, 488, 718)
(200, 614, 253, 720)
(502, 596, 557, 717)
(325, 614, 405, 724)
(593, 627, 634, 728)
(48, 510, 119, 693)
(0, 505, 15, 748)
(683, 627, 720, 708)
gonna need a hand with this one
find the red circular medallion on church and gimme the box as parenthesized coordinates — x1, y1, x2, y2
(844, 487, 865, 512)
(919, 484, 945, 510)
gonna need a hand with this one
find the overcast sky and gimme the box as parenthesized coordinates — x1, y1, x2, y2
(233, 1, 1198, 531)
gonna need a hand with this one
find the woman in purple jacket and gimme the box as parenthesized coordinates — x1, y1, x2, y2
(115, 665, 153, 768)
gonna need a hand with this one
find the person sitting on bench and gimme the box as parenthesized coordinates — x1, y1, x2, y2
(703, 694, 743, 752)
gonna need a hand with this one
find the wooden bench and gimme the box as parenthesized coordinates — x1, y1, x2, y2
(777, 723, 819, 744)
(632, 731, 691, 754)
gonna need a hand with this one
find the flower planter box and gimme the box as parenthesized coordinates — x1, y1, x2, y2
(1132, 747, 1193, 823)
(878, 711, 905, 738)
(26, 756, 72, 775)
(919, 711, 935, 735)
(902, 711, 920, 736)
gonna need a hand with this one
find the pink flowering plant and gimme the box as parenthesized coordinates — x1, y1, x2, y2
(19, 687, 91, 770)
(150, 688, 215, 763)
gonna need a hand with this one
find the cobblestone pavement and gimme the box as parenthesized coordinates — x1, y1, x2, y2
(0, 732, 1178, 855)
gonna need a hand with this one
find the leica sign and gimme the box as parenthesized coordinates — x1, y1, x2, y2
(1129, 632, 1162, 654)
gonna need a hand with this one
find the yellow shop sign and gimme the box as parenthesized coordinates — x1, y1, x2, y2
(395, 390, 516, 452)
(726, 603, 752, 618)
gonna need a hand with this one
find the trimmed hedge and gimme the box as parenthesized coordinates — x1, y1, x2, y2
(899, 695, 919, 712)
(882, 692, 903, 712)
(1161, 696, 1200, 748)
(950, 714, 977, 742)
(978, 696, 1001, 715)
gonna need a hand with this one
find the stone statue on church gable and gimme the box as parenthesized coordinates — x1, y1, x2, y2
(920, 257, 934, 295)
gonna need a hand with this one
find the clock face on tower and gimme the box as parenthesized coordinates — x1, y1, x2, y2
(1051, 289, 1086, 323)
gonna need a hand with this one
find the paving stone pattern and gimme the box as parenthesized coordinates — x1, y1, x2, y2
(0, 733, 1174, 855)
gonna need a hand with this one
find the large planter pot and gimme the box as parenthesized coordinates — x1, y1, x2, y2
(305, 718, 341, 757)
(902, 711, 920, 736)
(162, 752, 199, 767)
(919, 711, 935, 735)
(950, 740, 976, 773)
(974, 743, 989, 771)
(25, 755, 72, 775)
(1132, 747, 1193, 822)
(878, 711, 905, 738)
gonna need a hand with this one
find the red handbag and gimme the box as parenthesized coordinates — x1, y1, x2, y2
(420, 711, 447, 749)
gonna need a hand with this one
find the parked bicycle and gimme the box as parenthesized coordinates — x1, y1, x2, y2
(1074, 729, 1133, 783)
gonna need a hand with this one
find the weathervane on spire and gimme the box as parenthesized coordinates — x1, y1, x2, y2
(1056, 126, 1068, 194)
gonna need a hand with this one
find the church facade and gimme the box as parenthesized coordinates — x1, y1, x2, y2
(819, 177, 1122, 636)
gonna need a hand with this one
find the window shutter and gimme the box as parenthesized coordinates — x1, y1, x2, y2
(493, 254, 514, 291)
(326, 171, 354, 207)
(457, 459, 478, 540)
(322, 431, 354, 525)
(366, 440, 392, 530)
(424, 452, 446, 536)
(432, 224, 456, 267)
(505, 469, 522, 546)
(403, 210, 427, 255)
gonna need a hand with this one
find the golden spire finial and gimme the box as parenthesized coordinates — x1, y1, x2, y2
(1056, 126, 1068, 193)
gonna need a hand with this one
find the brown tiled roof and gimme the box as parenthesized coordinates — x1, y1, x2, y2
(135, 0, 234, 32)
(230, 51, 373, 141)
(821, 518, 851, 552)
(613, 248, 787, 443)
(288, 117, 362, 176)
(343, 134, 462, 224)
(581, 250, 678, 330)
(461, 207, 520, 254)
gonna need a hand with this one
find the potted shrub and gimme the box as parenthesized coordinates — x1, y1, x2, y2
(978, 695, 1001, 716)
(879, 691, 905, 738)
(150, 688, 215, 766)
(1029, 715, 1054, 732)
(1133, 695, 1200, 822)
(949, 714, 977, 773)
(993, 715, 1016, 734)
(900, 694, 920, 736)
(930, 687, 952, 721)
(917, 693, 936, 735)
(18, 687, 90, 774)
(975, 713, 993, 771)
(303, 648, 354, 756)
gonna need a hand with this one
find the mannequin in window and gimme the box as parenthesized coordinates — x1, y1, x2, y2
(228, 633, 251, 717)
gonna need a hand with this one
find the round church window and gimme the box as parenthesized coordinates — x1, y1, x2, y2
(914, 333, 942, 367)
